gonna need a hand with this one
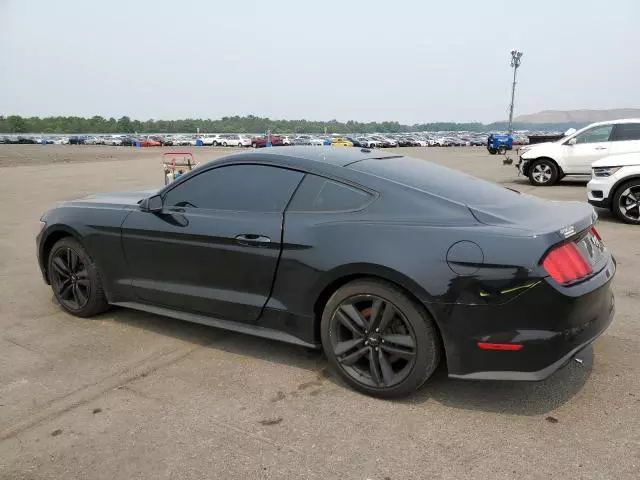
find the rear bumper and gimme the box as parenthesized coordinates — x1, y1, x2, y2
(438, 256, 616, 381)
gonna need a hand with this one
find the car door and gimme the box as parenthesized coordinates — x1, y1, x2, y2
(609, 123, 640, 156)
(265, 174, 377, 342)
(121, 163, 304, 323)
(563, 124, 614, 173)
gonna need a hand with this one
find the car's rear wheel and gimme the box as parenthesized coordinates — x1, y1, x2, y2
(528, 158, 558, 186)
(321, 279, 441, 398)
(612, 179, 640, 225)
(47, 237, 109, 318)
(252, 142, 257, 148)
(488, 148, 497, 154)
(498, 146, 507, 155)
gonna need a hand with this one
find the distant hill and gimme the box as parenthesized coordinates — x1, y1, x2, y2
(514, 109, 640, 124)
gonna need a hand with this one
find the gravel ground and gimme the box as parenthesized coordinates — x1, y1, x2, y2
(0, 145, 638, 480)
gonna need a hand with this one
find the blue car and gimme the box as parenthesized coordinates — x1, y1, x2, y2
(487, 134, 513, 154)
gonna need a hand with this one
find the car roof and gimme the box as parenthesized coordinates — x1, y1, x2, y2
(586, 118, 640, 127)
(220, 146, 402, 168)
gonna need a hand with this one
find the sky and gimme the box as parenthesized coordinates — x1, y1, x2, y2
(0, 0, 639, 124)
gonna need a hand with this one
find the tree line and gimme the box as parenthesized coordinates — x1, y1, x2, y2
(0, 115, 582, 135)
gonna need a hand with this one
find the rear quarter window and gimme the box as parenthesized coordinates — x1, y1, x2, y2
(288, 174, 372, 212)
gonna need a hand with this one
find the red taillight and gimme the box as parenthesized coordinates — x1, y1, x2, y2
(477, 342, 524, 351)
(591, 226, 602, 241)
(542, 242, 593, 284)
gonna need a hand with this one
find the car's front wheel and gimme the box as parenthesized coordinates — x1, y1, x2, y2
(321, 279, 441, 398)
(528, 158, 559, 186)
(47, 237, 109, 317)
(613, 179, 640, 225)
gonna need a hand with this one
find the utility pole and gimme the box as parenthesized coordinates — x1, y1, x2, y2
(508, 49, 523, 135)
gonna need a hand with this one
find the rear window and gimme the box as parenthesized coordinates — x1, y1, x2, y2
(350, 156, 520, 206)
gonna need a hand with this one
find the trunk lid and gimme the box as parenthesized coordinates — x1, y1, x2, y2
(468, 194, 597, 240)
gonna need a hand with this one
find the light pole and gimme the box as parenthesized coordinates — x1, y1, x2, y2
(507, 49, 523, 135)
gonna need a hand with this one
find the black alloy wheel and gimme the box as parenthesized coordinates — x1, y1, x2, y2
(50, 247, 90, 310)
(321, 279, 441, 398)
(613, 179, 640, 224)
(47, 238, 109, 317)
(330, 294, 417, 387)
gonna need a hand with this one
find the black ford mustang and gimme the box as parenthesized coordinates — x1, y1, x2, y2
(37, 147, 615, 398)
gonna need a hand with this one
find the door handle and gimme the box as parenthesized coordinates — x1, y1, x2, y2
(235, 234, 271, 247)
(595, 146, 607, 150)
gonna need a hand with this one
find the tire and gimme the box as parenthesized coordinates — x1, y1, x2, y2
(320, 279, 441, 399)
(528, 158, 559, 186)
(47, 237, 109, 318)
(612, 179, 640, 224)
(252, 143, 257, 148)
(498, 146, 507, 155)
(222, 142, 228, 147)
(488, 148, 497, 155)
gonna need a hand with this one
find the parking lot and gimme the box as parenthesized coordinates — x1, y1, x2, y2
(0, 145, 638, 479)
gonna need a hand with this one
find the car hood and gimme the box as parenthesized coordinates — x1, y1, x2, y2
(65, 189, 158, 208)
(520, 142, 561, 157)
(592, 153, 640, 168)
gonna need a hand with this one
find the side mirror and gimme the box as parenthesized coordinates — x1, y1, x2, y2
(140, 194, 163, 213)
(567, 138, 577, 146)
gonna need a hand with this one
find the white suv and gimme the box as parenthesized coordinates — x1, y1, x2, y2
(588, 153, 640, 224)
(518, 119, 640, 186)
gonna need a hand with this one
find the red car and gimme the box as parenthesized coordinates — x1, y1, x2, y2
(251, 135, 284, 148)
(139, 138, 162, 147)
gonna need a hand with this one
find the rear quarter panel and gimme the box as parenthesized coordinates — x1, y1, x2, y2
(271, 201, 552, 345)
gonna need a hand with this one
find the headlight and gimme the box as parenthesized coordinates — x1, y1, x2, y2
(592, 166, 621, 178)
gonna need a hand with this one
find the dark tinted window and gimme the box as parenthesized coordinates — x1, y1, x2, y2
(288, 174, 372, 212)
(350, 156, 519, 206)
(612, 123, 640, 141)
(165, 165, 303, 212)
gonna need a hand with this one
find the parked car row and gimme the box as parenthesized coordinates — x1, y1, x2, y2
(1, 131, 532, 148)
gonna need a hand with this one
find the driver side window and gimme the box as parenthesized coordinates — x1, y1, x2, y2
(574, 125, 613, 144)
(164, 165, 303, 212)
